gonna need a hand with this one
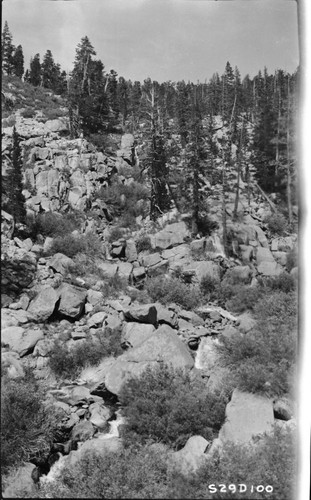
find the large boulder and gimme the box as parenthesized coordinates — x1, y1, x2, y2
(122, 322, 156, 348)
(118, 262, 133, 281)
(71, 420, 95, 444)
(2, 462, 37, 498)
(219, 389, 274, 444)
(89, 402, 112, 429)
(57, 283, 87, 319)
(255, 247, 283, 276)
(27, 286, 59, 322)
(96, 261, 118, 279)
(151, 222, 190, 250)
(182, 260, 220, 282)
(48, 253, 75, 275)
(155, 303, 178, 329)
(105, 325, 194, 395)
(125, 239, 138, 262)
(123, 303, 157, 325)
(169, 436, 209, 476)
(2, 326, 44, 357)
(2, 308, 35, 328)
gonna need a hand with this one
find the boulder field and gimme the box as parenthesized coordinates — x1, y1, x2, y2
(1, 118, 297, 495)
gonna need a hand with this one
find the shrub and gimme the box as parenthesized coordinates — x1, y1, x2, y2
(34, 444, 170, 499)
(97, 180, 150, 219)
(145, 275, 202, 310)
(47, 232, 103, 258)
(127, 287, 151, 304)
(197, 212, 219, 236)
(224, 284, 263, 313)
(32, 427, 296, 499)
(216, 291, 297, 396)
(264, 212, 288, 236)
(1, 373, 60, 473)
(26, 211, 83, 239)
(107, 226, 125, 243)
(200, 274, 219, 300)
(214, 282, 263, 312)
(286, 248, 298, 272)
(170, 426, 297, 500)
(260, 272, 296, 293)
(49, 331, 123, 379)
(98, 274, 129, 299)
(20, 108, 36, 118)
(119, 363, 227, 449)
(135, 234, 152, 253)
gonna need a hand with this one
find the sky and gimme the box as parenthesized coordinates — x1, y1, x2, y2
(2, 0, 299, 83)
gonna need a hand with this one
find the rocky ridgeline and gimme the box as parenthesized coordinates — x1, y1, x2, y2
(2, 111, 136, 215)
(1, 112, 298, 497)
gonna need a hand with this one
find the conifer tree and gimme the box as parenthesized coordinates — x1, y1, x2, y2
(68, 36, 109, 136)
(41, 50, 56, 89)
(29, 54, 42, 86)
(1, 21, 15, 75)
(4, 127, 26, 223)
(12, 45, 24, 78)
(142, 80, 171, 219)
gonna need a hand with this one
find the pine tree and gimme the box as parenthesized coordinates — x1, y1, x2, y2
(142, 80, 171, 219)
(4, 127, 26, 223)
(68, 36, 109, 136)
(29, 54, 41, 86)
(12, 45, 24, 78)
(221, 62, 235, 122)
(1, 21, 15, 75)
(41, 50, 56, 89)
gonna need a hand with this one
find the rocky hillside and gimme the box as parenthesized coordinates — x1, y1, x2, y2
(1, 81, 298, 499)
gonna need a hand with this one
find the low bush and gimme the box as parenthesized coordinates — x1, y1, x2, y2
(20, 108, 36, 118)
(196, 212, 219, 236)
(200, 274, 220, 300)
(49, 330, 123, 379)
(127, 287, 151, 304)
(260, 272, 296, 293)
(214, 282, 263, 313)
(224, 284, 263, 313)
(97, 180, 150, 219)
(119, 363, 227, 449)
(264, 212, 288, 236)
(107, 226, 125, 243)
(216, 291, 297, 396)
(135, 234, 152, 253)
(170, 426, 297, 500)
(26, 211, 83, 239)
(98, 274, 129, 299)
(33, 426, 296, 499)
(145, 275, 202, 310)
(286, 248, 298, 272)
(47, 232, 103, 259)
(33, 444, 170, 499)
(1, 373, 60, 473)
